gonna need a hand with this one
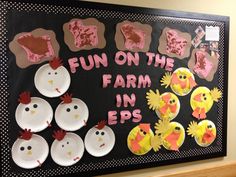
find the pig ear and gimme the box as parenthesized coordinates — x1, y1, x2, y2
(188, 76, 197, 88)
(171, 73, 179, 85)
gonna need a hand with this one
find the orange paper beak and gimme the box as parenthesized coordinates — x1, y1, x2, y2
(165, 131, 181, 151)
(189, 77, 197, 88)
(202, 129, 215, 143)
(194, 93, 202, 102)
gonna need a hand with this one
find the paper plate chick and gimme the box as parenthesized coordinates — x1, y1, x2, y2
(190, 87, 222, 119)
(161, 67, 197, 96)
(151, 119, 185, 152)
(146, 89, 180, 120)
(127, 123, 154, 155)
(187, 120, 216, 147)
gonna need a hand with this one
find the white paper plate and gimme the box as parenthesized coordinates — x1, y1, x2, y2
(34, 64, 71, 98)
(11, 134, 49, 169)
(84, 126, 115, 157)
(162, 122, 185, 151)
(55, 98, 89, 131)
(51, 132, 84, 166)
(15, 97, 53, 132)
(195, 120, 216, 147)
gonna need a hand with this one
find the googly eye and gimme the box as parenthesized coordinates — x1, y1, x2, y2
(62, 144, 64, 148)
(179, 75, 182, 79)
(183, 75, 187, 79)
(67, 142, 69, 144)
(48, 72, 51, 75)
(207, 125, 212, 129)
(95, 131, 99, 135)
(175, 126, 180, 130)
(203, 93, 206, 96)
(74, 105, 78, 109)
(27, 146, 32, 150)
(143, 131, 147, 135)
(33, 104, 38, 108)
(204, 97, 207, 100)
(169, 100, 172, 104)
(55, 72, 57, 75)
(25, 107, 30, 112)
(172, 99, 175, 103)
(20, 146, 25, 151)
(140, 129, 143, 132)
(66, 108, 71, 112)
(101, 132, 105, 136)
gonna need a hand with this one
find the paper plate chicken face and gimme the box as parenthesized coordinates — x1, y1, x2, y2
(162, 122, 185, 151)
(51, 130, 84, 166)
(55, 94, 89, 131)
(156, 92, 180, 120)
(127, 123, 154, 155)
(12, 130, 49, 169)
(15, 92, 53, 132)
(187, 120, 216, 147)
(84, 121, 115, 157)
(34, 58, 71, 98)
(161, 68, 197, 96)
(190, 87, 222, 120)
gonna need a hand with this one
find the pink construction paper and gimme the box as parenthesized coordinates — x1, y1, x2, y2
(121, 24, 145, 50)
(69, 20, 98, 48)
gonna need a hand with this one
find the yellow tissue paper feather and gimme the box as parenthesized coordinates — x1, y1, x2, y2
(146, 89, 160, 111)
(210, 87, 222, 102)
(160, 72, 172, 88)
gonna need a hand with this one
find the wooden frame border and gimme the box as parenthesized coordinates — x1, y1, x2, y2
(155, 162, 236, 177)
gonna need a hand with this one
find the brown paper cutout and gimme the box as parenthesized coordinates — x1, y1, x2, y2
(188, 49, 219, 82)
(63, 18, 106, 52)
(158, 27, 191, 59)
(9, 28, 60, 68)
(115, 21, 152, 52)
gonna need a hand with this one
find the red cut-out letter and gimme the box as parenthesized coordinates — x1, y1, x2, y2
(165, 57, 174, 71)
(68, 57, 79, 73)
(127, 52, 139, 66)
(146, 52, 155, 65)
(108, 111, 117, 125)
(123, 93, 136, 107)
(138, 75, 151, 88)
(94, 53, 108, 68)
(115, 51, 126, 65)
(126, 74, 137, 88)
(120, 110, 132, 124)
(114, 74, 125, 88)
(116, 94, 122, 107)
(102, 74, 112, 88)
(80, 55, 94, 71)
(154, 54, 166, 68)
(132, 109, 142, 123)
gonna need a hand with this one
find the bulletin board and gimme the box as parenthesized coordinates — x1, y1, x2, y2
(0, 0, 229, 177)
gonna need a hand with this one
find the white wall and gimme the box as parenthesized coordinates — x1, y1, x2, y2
(82, 0, 236, 176)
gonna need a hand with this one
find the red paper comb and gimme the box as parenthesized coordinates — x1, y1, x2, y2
(53, 130, 66, 141)
(60, 93, 72, 104)
(95, 120, 107, 130)
(49, 57, 63, 70)
(18, 91, 31, 104)
(19, 129, 33, 140)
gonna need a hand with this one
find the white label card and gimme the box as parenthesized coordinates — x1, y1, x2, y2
(205, 26, 220, 41)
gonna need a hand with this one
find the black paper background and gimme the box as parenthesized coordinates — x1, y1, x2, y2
(7, 9, 219, 174)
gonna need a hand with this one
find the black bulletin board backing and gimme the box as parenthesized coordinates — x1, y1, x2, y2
(0, 0, 229, 177)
